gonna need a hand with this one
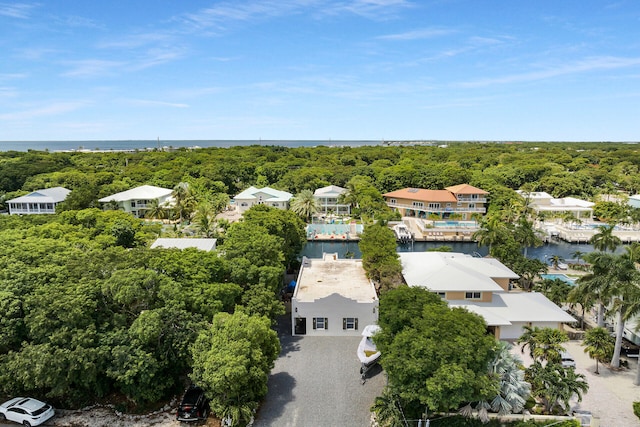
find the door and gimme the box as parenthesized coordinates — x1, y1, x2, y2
(295, 317, 307, 335)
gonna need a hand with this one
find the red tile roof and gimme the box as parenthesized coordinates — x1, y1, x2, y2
(445, 184, 489, 195)
(383, 188, 458, 202)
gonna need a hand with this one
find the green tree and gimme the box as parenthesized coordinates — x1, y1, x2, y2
(526, 362, 588, 414)
(473, 215, 509, 256)
(583, 327, 614, 375)
(590, 224, 622, 252)
(375, 287, 499, 415)
(514, 216, 543, 258)
(190, 312, 280, 427)
(145, 198, 168, 220)
(290, 189, 320, 222)
(358, 223, 402, 290)
(517, 326, 568, 364)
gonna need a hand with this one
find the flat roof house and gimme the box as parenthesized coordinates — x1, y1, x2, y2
(292, 253, 378, 336)
(383, 184, 488, 221)
(517, 191, 594, 220)
(399, 252, 575, 340)
(98, 185, 173, 218)
(150, 238, 217, 251)
(7, 187, 71, 215)
(234, 186, 293, 214)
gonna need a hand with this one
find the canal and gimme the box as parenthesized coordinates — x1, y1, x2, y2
(300, 238, 619, 263)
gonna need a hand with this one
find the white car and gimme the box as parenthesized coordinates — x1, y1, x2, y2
(561, 351, 576, 369)
(0, 397, 55, 426)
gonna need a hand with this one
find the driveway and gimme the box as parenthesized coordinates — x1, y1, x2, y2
(254, 315, 385, 427)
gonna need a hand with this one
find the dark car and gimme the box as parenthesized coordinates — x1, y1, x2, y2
(177, 386, 209, 423)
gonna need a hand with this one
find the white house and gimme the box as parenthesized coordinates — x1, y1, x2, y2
(150, 238, 217, 251)
(517, 190, 594, 221)
(628, 195, 640, 209)
(234, 186, 293, 214)
(399, 252, 575, 340)
(292, 253, 378, 336)
(313, 185, 350, 215)
(7, 187, 71, 215)
(98, 185, 173, 218)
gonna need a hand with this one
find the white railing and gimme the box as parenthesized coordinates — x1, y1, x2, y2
(386, 202, 486, 213)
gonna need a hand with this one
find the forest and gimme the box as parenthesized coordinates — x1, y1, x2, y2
(1, 141, 640, 425)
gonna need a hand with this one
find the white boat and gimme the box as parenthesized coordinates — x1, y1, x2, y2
(357, 325, 381, 383)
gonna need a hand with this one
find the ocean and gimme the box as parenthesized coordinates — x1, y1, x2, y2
(0, 139, 382, 152)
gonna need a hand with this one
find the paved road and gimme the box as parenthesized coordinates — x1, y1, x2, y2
(254, 315, 385, 427)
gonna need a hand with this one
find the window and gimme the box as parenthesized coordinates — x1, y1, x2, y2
(412, 201, 424, 208)
(390, 198, 397, 204)
(465, 292, 481, 299)
(436, 292, 446, 298)
(313, 317, 328, 330)
(131, 201, 136, 207)
(428, 203, 440, 209)
(343, 317, 358, 330)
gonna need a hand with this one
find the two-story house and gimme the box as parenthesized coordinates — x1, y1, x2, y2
(383, 184, 488, 220)
(400, 252, 575, 340)
(98, 185, 173, 218)
(313, 185, 350, 215)
(234, 186, 293, 214)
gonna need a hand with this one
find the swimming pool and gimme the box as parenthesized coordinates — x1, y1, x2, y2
(431, 220, 478, 228)
(540, 273, 576, 285)
(306, 224, 363, 236)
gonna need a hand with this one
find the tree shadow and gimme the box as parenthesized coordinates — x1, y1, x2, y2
(274, 313, 302, 356)
(253, 372, 296, 426)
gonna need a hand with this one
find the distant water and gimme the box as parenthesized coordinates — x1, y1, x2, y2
(0, 140, 382, 152)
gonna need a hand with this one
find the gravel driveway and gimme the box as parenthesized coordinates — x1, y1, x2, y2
(254, 315, 385, 427)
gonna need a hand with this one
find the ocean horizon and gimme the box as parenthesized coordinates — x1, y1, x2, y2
(0, 139, 386, 153)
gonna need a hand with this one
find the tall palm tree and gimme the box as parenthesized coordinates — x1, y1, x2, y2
(172, 181, 195, 222)
(290, 189, 320, 222)
(590, 224, 622, 252)
(473, 215, 509, 256)
(583, 327, 614, 375)
(193, 201, 216, 237)
(573, 252, 618, 328)
(514, 216, 543, 258)
(625, 242, 640, 263)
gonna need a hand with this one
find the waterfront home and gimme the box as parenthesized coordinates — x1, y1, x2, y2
(383, 184, 488, 221)
(291, 253, 378, 337)
(7, 187, 71, 215)
(150, 238, 217, 251)
(399, 252, 575, 340)
(98, 185, 173, 218)
(516, 190, 594, 221)
(313, 185, 350, 215)
(234, 186, 293, 214)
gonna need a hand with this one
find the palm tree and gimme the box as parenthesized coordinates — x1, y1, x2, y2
(548, 254, 564, 270)
(583, 327, 614, 374)
(290, 189, 320, 222)
(476, 341, 531, 416)
(172, 181, 195, 222)
(193, 201, 216, 237)
(517, 326, 568, 364)
(571, 250, 585, 264)
(370, 387, 406, 427)
(514, 216, 543, 258)
(574, 252, 619, 327)
(590, 224, 622, 252)
(145, 198, 167, 220)
(526, 362, 588, 414)
(625, 242, 640, 263)
(473, 215, 509, 256)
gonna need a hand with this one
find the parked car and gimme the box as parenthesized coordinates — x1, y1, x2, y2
(0, 397, 55, 427)
(176, 386, 209, 423)
(561, 351, 576, 368)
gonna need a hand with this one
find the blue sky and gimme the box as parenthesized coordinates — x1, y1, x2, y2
(1, 0, 640, 142)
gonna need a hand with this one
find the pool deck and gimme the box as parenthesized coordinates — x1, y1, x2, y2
(400, 217, 479, 242)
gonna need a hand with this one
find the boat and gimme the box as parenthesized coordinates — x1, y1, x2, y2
(393, 223, 413, 243)
(357, 325, 381, 384)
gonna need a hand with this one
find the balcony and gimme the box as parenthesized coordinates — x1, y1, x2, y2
(386, 202, 486, 214)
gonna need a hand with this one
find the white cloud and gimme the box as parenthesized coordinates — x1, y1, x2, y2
(458, 56, 640, 88)
(0, 2, 36, 19)
(124, 98, 189, 108)
(60, 59, 125, 78)
(377, 28, 456, 41)
(0, 101, 86, 121)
